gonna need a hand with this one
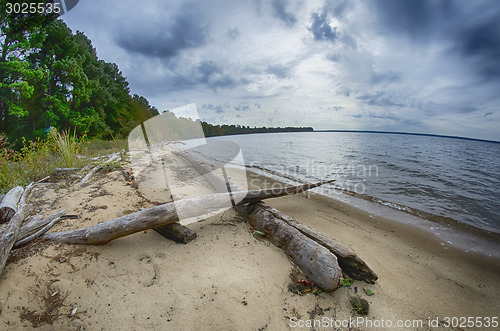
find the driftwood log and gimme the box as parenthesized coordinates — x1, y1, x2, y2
(42, 181, 331, 245)
(0, 203, 33, 277)
(154, 223, 197, 244)
(0, 186, 24, 223)
(248, 202, 378, 283)
(246, 202, 342, 291)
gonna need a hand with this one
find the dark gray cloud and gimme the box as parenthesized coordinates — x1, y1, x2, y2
(195, 61, 236, 90)
(371, 71, 401, 86)
(234, 104, 250, 112)
(226, 27, 240, 40)
(202, 103, 229, 114)
(267, 64, 291, 79)
(271, 0, 297, 26)
(309, 9, 337, 41)
(357, 91, 406, 108)
(371, 0, 448, 41)
(372, 0, 500, 82)
(455, 12, 500, 80)
(115, 6, 208, 58)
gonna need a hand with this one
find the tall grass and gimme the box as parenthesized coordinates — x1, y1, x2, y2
(48, 127, 81, 168)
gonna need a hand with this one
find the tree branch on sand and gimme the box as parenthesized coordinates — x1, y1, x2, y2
(42, 181, 332, 245)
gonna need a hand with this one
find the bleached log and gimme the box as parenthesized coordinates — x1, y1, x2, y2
(79, 154, 120, 185)
(246, 202, 342, 292)
(0, 203, 32, 277)
(0, 186, 24, 223)
(249, 202, 378, 283)
(42, 181, 332, 245)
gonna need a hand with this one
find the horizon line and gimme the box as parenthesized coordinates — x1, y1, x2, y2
(313, 130, 500, 144)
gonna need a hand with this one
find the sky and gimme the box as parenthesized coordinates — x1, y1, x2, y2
(62, 0, 500, 141)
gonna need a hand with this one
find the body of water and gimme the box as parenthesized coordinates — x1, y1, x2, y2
(204, 132, 500, 239)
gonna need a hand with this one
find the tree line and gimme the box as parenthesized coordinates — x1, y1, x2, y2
(0, 0, 158, 145)
(201, 121, 313, 137)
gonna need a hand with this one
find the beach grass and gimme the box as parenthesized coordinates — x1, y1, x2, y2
(0, 131, 126, 194)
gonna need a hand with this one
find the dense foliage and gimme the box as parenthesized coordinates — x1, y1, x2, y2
(201, 121, 313, 137)
(0, 0, 158, 145)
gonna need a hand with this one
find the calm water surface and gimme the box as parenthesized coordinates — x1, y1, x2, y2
(207, 132, 500, 235)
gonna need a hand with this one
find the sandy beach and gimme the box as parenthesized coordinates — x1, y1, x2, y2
(0, 162, 499, 330)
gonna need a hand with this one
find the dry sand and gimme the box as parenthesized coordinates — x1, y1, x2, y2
(0, 162, 499, 330)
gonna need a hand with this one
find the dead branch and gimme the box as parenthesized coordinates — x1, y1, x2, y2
(79, 154, 120, 185)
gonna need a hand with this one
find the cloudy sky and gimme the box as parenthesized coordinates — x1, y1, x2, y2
(62, 0, 500, 141)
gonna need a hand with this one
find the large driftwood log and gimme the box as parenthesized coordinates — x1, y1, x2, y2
(154, 223, 197, 244)
(249, 202, 378, 283)
(246, 202, 342, 292)
(42, 181, 332, 245)
(0, 204, 32, 277)
(0, 186, 24, 223)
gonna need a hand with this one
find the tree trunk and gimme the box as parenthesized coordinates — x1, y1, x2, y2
(0, 186, 24, 223)
(246, 202, 342, 292)
(248, 202, 378, 283)
(42, 181, 332, 245)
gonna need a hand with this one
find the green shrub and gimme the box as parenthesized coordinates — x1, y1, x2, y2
(0, 134, 62, 193)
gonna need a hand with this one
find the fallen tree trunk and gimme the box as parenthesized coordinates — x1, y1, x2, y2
(248, 202, 378, 283)
(0, 186, 24, 223)
(0, 204, 33, 277)
(246, 202, 342, 292)
(154, 223, 197, 244)
(42, 181, 332, 245)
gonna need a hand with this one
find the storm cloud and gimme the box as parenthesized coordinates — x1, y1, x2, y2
(115, 5, 208, 58)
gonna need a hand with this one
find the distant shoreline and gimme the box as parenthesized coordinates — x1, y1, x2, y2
(314, 129, 500, 144)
